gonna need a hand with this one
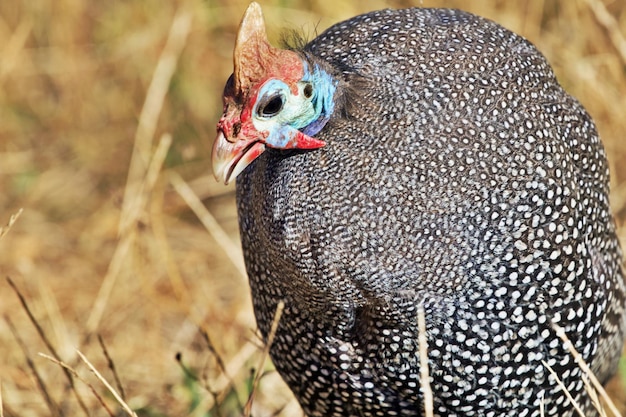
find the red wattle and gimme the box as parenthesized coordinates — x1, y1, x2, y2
(292, 130, 327, 149)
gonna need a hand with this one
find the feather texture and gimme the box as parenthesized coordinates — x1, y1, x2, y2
(214, 5, 626, 416)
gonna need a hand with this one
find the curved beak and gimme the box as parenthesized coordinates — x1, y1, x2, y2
(212, 131, 266, 185)
(212, 126, 327, 184)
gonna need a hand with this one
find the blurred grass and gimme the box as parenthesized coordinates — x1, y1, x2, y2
(0, 0, 625, 416)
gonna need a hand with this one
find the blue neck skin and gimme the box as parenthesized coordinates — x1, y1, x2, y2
(298, 62, 337, 136)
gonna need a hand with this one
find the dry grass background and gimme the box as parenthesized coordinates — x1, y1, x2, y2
(1, 0, 626, 416)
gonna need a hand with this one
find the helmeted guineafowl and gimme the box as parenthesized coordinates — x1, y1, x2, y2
(212, 3, 626, 416)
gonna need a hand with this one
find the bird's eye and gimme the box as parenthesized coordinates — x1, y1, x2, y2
(303, 83, 313, 98)
(258, 94, 285, 118)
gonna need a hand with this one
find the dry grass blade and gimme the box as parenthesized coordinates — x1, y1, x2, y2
(86, 235, 133, 332)
(186, 341, 259, 417)
(119, 8, 192, 235)
(121, 133, 174, 234)
(38, 353, 116, 417)
(75, 350, 138, 417)
(37, 276, 71, 360)
(542, 359, 586, 417)
(149, 176, 191, 304)
(551, 321, 622, 417)
(583, 375, 609, 417)
(169, 172, 248, 278)
(0, 379, 3, 417)
(5, 316, 60, 417)
(6, 277, 89, 415)
(0, 208, 23, 240)
(199, 327, 237, 400)
(97, 335, 126, 402)
(417, 305, 434, 417)
(243, 301, 285, 417)
(584, 0, 626, 66)
(146, 133, 173, 193)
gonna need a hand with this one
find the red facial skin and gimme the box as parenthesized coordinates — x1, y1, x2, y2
(213, 59, 326, 184)
(211, 3, 326, 184)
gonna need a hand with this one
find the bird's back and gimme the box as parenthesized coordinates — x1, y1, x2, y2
(233, 7, 625, 417)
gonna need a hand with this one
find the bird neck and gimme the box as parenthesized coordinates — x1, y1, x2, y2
(299, 61, 337, 136)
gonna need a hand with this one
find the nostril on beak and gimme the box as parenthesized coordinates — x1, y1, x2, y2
(217, 118, 241, 144)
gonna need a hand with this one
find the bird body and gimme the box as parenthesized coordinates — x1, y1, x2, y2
(212, 4, 626, 416)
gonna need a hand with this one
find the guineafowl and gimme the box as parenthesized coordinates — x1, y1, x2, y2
(212, 3, 626, 416)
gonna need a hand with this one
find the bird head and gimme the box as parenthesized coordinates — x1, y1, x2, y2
(212, 2, 337, 184)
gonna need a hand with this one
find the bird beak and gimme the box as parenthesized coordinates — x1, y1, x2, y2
(212, 131, 266, 185)
(212, 127, 326, 184)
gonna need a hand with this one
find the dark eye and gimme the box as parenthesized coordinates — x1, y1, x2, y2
(303, 83, 313, 98)
(258, 94, 285, 118)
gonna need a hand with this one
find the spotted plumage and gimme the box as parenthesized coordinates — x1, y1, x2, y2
(212, 5, 626, 416)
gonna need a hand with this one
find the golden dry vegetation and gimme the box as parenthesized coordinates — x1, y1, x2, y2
(1, 0, 625, 416)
